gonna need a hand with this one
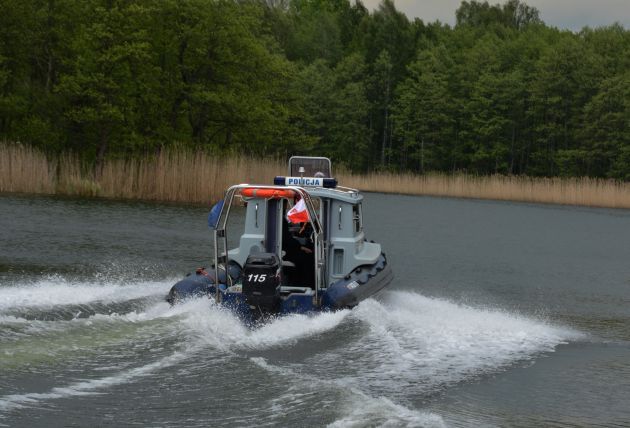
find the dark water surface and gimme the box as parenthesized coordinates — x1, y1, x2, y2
(1, 194, 629, 427)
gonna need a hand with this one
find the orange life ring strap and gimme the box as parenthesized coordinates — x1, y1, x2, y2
(240, 188, 296, 199)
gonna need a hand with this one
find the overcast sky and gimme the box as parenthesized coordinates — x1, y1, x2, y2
(361, 0, 630, 31)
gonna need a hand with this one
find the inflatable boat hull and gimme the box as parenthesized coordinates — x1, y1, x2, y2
(167, 252, 392, 316)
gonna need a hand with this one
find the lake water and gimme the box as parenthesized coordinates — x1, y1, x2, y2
(1, 193, 629, 427)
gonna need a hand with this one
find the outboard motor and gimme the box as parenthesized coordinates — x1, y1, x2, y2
(242, 253, 281, 314)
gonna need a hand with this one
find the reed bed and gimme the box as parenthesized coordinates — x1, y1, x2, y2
(338, 171, 630, 209)
(97, 152, 283, 203)
(0, 143, 56, 194)
(0, 143, 283, 204)
(2, 143, 630, 209)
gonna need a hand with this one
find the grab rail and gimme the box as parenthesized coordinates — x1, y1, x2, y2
(211, 184, 324, 303)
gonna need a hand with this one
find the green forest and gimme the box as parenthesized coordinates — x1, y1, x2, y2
(1, 0, 629, 178)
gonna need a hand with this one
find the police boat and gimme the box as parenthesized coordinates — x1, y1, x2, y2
(166, 156, 393, 321)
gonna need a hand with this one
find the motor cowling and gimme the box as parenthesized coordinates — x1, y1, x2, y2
(242, 253, 281, 313)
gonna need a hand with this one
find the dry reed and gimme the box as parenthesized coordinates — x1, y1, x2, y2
(2, 143, 630, 209)
(0, 143, 56, 194)
(97, 151, 283, 203)
(338, 171, 630, 209)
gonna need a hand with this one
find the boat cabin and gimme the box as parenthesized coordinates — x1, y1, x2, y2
(213, 157, 382, 295)
(168, 156, 392, 317)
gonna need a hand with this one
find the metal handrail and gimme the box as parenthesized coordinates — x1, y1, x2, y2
(334, 185, 359, 194)
(211, 184, 325, 303)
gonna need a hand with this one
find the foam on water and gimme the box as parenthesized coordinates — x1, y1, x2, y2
(1, 284, 585, 419)
(0, 301, 177, 327)
(0, 296, 350, 413)
(0, 277, 169, 311)
(0, 285, 213, 411)
(327, 396, 446, 428)
(0, 286, 209, 369)
(242, 291, 583, 426)
(0, 279, 178, 351)
(250, 357, 446, 428)
(2, 284, 349, 352)
(0, 349, 191, 412)
(180, 298, 351, 350)
(180, 289, 581, 359)
(329, 291, 584, 395)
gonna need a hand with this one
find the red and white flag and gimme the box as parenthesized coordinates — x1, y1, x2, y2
(286, 199, 309, 224)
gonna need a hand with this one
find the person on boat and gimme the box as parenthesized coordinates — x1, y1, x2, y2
(282, 212, 315, 288)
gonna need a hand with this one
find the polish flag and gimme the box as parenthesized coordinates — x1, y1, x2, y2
(286, 199, 309, 224)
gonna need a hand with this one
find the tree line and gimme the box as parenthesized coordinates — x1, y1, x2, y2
(1, 0, 629, 178)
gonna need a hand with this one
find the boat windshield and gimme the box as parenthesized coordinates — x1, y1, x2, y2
(289, 156, 331, 178)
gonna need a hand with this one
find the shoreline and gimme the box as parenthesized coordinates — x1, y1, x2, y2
(2, 144, 630, 210)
